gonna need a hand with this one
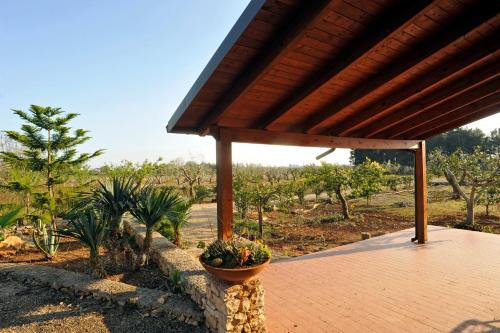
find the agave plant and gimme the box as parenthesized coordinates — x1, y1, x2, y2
(166, 200, 192, 247)
(58, 210, 108, 277)
(0, 207, 24, 241)
(130, 186, 180, 262)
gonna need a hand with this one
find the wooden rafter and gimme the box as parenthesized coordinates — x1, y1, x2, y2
(253, 0, 434, 130)
(196, 0, 332, 134)
(303, 2, 499, 134)
(327, 33, 500, 137)
(407, 103, 500, 140)
(357, 63, 500, 138)
(382, 80, 500, 139)
(399, 95, 500, 139)
(211, 127, 421, 150)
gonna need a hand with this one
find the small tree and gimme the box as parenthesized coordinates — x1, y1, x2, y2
(318, 163, 352, 219)
(249, 180, 277, 239)
(429, 148, 499, 225)
(130, 186, 180, 263)
(233, 173, 252, 219)
(58, 211, 108, 277)
(480, 185, 499, 217)
(352, 159, 385, 205)
(1, 106, 103, 230)
(167, 199, 192, 247)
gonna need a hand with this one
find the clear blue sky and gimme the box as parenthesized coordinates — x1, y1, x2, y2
(1, 1, 498, 167)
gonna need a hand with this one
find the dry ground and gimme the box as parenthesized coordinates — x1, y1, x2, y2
(0, 277, 207, 333)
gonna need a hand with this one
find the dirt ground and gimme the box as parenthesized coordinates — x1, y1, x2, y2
(0, 238, 169, 290)
(0, 277, 207, 333)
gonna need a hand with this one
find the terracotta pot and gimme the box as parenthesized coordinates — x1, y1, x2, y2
(199, 256, 270, 284)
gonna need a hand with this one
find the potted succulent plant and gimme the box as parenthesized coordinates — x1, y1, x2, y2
(200, 239, 271, 283)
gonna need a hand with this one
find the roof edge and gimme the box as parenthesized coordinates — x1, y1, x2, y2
(166, 0, 266, 134)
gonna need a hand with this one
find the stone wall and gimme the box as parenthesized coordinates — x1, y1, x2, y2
(205, 276, 265, 333)
(0, 262, 203, 325)
(124, 219, 266, 333)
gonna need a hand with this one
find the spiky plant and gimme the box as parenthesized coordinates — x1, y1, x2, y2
(92, 177, 138, 240)
(166, 200, 192, 247)
(58, 210, 108, 277)
(130, 186, 180, 262)
(0, 207, 24, 241)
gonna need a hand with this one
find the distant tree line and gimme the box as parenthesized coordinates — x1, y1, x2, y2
(350, 128, 499, 167)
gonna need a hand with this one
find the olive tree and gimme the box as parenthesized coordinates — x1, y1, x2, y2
(429, 148, 499, 225)
(352, 159, 386, 206)
(318, 163, 352, 219)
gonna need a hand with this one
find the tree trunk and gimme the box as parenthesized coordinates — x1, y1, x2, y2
(336, 188, 350, 220)
(174, 229, 181, 247)
(89, 252, 106, 278)
(444, 171, 461, 199)
(144, 228, 153, 254)
(465, 186, 476, 225)
(486, 203, 490, 217)
(257, 207, 263, 239)
(465, 199, 475, 225)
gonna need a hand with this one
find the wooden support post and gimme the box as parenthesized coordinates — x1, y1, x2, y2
(216, 128, 233, 240)
(414, 141, 428, 244)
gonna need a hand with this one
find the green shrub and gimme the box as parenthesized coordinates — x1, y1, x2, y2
(201, 239, 271, 269)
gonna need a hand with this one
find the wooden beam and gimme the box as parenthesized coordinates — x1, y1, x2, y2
(214, 127, 421, 150)
(328, 33, 500, 137)
(399, 96, 500, 139)
(304, 1, 499, 134)
(196, 0, 332, 133)
(255, 0, 433, 130)
(409, 104, 500, 140)
(356, 60, 500, 138)
(215, 128, 233, 240)
(376, 73, 500, 139)
(414, 141, 427, 244)
(316, 148, 336, 160)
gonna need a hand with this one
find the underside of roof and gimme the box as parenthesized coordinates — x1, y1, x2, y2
(167, 0, 500, 140)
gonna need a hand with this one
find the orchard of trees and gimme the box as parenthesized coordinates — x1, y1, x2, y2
(1, 106, 498, 260)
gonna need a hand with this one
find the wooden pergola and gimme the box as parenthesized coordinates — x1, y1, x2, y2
(167, 0, 500, 245)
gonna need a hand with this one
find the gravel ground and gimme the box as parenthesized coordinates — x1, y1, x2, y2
(0, 278, 208, 333)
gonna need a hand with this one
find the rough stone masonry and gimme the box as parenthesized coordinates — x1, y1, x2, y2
(124, 219, 266, 333)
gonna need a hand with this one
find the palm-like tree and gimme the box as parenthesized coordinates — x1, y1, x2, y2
(58, 210, 108, 277)
(130, 186, 180, 260)
(167, 200, 192, 247)
(92, 177, 137, 240)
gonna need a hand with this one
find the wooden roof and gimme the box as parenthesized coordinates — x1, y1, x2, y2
(167, 0, 500, 140)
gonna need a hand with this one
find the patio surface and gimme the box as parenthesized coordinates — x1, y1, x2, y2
(260, 226, 500, 333)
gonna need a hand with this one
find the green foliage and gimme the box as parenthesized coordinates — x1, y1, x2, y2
(0, 207, 24, 241)
(429, 148, 499, 225)
(352, 159, 386, 205)
(384, 174, 403, 191)
(130, 186, 181, 255)
(193, 185, 212, 204)
(92, 177, 138, 238)
(57, 210, 108, 276)
(275, 181, 296, 213)
(169, 270, 183, 293)
(201, 239, 271, 268)
(0, 105, 103, 230)
(233, 172, 252, 219)
(166, 199, 192, 246)
(32, 217, 60, 260)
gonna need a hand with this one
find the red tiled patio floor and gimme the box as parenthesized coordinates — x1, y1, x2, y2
(260, 226, 500, 333)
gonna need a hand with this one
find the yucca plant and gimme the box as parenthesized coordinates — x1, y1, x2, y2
(130, 186, 180, 262)
(0, 207, 24, 241)
(58, 210, 108, 277)
(92, 177, 138, 240)
(166, 200, 192, 247)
